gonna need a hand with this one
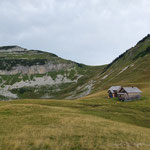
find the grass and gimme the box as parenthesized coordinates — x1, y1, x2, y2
(0, 88, 150, 150)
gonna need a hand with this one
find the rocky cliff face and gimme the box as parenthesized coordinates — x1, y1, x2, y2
(0, 46, 27, 52)
(0, 46, 75, 75)
(0, 63, 74, 75)
(0, 46, 100, 100)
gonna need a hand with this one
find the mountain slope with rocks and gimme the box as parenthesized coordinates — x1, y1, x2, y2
(0, 46, 103, 100)
(1, 34, 150, 100)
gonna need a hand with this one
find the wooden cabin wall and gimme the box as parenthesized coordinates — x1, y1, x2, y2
(127, 93, 141, 100)
(118, 93, 141, 101)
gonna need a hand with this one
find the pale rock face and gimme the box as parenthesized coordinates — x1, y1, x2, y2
(0, 74, 81, 99)
(5, 74, 75, 90)
(0, 63, 73, 75)
(66, 80, 94, 99)
(0, 46, 26, 52)
(102, 74, 109, 80)
(0, 88, 17, 99)
(118, 66, 129, 75)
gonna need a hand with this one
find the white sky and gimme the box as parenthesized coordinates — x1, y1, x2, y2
(0, 0, 150, 65)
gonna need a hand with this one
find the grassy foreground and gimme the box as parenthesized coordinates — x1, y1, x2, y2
(0, 88, 150, 150)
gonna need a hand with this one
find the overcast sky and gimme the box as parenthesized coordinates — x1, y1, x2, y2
(0, 0, 150, 65)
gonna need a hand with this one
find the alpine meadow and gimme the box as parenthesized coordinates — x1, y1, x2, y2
(1, 0, 150, 149)
(0, 35, 150, 150)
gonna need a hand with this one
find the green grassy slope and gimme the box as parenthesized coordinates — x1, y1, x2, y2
(91, 34, 150, 93)
(0, 97, 150, 150)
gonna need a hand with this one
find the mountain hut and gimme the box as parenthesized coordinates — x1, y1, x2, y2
(108, 86, 122, 98)
(117, 87, 142, 101)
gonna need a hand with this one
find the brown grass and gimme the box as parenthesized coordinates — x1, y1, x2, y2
(0, 102, 150, 150)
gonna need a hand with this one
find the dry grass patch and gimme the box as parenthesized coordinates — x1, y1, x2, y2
(0, 102, 150, 150)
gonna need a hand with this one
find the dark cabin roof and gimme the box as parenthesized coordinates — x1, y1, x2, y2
(108, 86, 121, 93)
(121, 87, 142, 93)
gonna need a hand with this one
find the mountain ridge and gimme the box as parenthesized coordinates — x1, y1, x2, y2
(0, 34, 150, 100)
(90, 34, 150, 93)
(0, 46, 102, 100)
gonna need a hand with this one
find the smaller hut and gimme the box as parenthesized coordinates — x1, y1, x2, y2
(108, 86, 121, 98)
(118, 87, 142, 101)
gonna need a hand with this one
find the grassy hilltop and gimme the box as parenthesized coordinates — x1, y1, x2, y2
(0, 35, 150, 149)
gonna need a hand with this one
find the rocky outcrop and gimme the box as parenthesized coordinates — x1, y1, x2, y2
(0, 45, 75, 75)
(0, 45, 93, 100)
(0, 63, 74, 75)
(5, 74, 76, 90)
(0, 46, 26, 52)
(0, 74, 82, 99)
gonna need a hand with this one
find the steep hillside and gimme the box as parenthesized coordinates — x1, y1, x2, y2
(0, 46, 103, 100)
(91, 34, 150, 92)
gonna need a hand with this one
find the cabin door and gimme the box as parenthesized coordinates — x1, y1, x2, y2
(109, 92, 113, 98)
(114, 93, 117, 97)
